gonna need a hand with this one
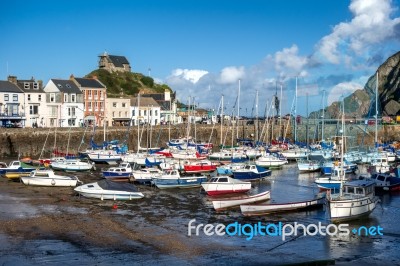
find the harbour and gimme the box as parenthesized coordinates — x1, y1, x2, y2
(1, 161, 400, 265)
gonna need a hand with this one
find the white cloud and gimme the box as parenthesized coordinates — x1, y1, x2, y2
(217, 66, 245, 84)
(327, 81, 364, 105)
(317, 0, 400, 64)
(168, 68, 208, 84)
(274, 45, 309, 75)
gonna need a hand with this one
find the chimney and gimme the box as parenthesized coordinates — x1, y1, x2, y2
(69, 74, 75, 80)
(7, 75, 17, 84)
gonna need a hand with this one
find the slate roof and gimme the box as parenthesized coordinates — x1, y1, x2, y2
(130, 97, 160, 107)
(17, 80, 45, 93)
(108, 55, 130, 67)
(74, 78, 106, 89)
(0, 81, 23, 93)
(51, 79, 82, 94)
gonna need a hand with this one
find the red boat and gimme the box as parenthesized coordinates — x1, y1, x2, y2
(183, 160, 218, 174)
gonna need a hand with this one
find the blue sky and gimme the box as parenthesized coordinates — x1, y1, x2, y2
(1, 0, 400, 116)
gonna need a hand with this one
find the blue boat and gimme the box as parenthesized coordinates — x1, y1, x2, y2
(152, 170, 208, 189)
(232, 164, 271, 181)
(102, 163, 133, 181)
(320, 160, 357, 175)
(0, 161, 35, 175)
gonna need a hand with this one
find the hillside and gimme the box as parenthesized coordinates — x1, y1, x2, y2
(310, 50, 400, 119)
(85, 69, 172, 97)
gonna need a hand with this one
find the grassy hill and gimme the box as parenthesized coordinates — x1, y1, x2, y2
(85, 69, 172, 97)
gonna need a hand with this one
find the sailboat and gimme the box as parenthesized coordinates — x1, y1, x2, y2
(326, 92, 379, 222)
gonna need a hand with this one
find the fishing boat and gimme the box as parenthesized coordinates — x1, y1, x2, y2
(183, 160, 218, 174)
(21, 169, 80, 187)
(211, 190, 271, 211)
(50, 159, 94, 172)
(367, 173, 400, 192)
(201, 176, 252, 196)
(327, 179, 379, 222)
(74, 179, 144, 200)
(240, 194, 325, 216)
(102, 162, 134, 182)
(131, 167, 163, 184)
(151, 169, 208, 189)
(232, 164, 271, 181)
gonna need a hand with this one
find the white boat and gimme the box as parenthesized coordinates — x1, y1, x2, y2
(327, 179, 379, 222)
(21, 169, 80, 187)
(240, 194, 325, 216)
(87, 150, 122, 164)
(102, 163, 134, 181)
(132, 167, 163, 184)
(211, 190, 271, 211)
(369, 156, 391, 174)
(297, 159, 321, 172)
(74, 179, 144, 200)
(152, 169, 208, 189)
(255, 152, 288, 168)
(201, 176, 252, 196)
(280, 148, 309, 161)
(51, 159, 94, 172)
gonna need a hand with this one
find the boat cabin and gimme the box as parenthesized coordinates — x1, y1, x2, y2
(209, 176, 229, 183)
(342, 180, 375, 197)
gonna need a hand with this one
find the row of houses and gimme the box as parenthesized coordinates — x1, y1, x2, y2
(0, 75, 181, 128)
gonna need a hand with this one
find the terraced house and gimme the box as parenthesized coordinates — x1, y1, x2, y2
(70, 75, 107, 127)
(43, 79, 84, 127)
(0, 79, 25, 127)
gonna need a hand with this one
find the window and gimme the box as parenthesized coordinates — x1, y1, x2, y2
(33, 83, 39, 90)
(88, 102, 92, 109)
(119, 111, 121, 117)
(24, 83, 30, 89)
(155, 110, 158, 116)
(66, 84, 71, 88)
(132, 109, 135, 116)
(50, 93, 55, 102)
(29, 105, 39, 115)
(122, 103, 126, 107)
(4, 94, 9, 101)
(71, 94, 76, 103)
(144, 110, 147, 116)
(50, 106, 57, 116)
(113, 102, 117, 107)
(38, 95, 42, 101)
(112, 111, 115, 117)
(64, 94, 68, 103)
(150, 110, 152, 116)
(68, 107, 76, 117)
(27, 94, 31, 101)
(87, 91, 92, 98)
(12, 94, 18, 101)
(125, 111, 128, 117)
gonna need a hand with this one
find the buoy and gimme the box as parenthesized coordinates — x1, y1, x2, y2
(112, 204, 118, 209)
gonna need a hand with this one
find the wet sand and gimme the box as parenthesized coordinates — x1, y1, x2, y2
(0, 165, 400, 265)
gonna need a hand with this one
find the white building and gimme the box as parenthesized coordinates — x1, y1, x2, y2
(7, 76, 47, 128)
(130, 96, 160, 126)
(0, 80, 25, 127)
(43, 79, 84, 127)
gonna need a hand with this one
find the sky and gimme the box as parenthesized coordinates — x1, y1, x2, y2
(1, 0, 400, 117)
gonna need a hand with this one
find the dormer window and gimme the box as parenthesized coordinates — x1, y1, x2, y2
(33, 83, 39, 90)
(57, 84, 62, 88)
(24, 83, 30, 89)
(66, 84, 71, 88)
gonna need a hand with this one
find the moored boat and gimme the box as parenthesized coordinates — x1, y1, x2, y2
(183, 160, 218, 174)
(211, 190, 270, 211)
(21, 169, 80, 187)
(74, 179, 144, 200)
(240, 194, 325, 216)
(102, 163, 133, 182)
(232, 164, 271, 181)
(152, 169, 208, 189)
(201, 176, 252, 196)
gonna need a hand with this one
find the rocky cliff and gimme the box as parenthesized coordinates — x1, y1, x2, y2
(311, 51, 400, 118)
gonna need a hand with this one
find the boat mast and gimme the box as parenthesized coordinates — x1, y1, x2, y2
(294, 76, 298, 143)
(339, 96, 345, 198)
(322, 89, 325, 141)
(137, 93, 141, 152)
(255, 90, 259, 144)
(221, 94, 224, 146)
(237, 79, 241, 139)
(375, 71, 378, 145)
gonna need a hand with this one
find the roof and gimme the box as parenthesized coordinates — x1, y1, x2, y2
(130, 97, 160, 107)
(51, 79, 82, 94)
(108, 55, 130, 67)
(16, 80, 45, 93)
(73, 77, 106, 89)
(0, 81, 23, 93)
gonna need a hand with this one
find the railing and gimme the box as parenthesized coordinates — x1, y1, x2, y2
(0, 112, 26, 118)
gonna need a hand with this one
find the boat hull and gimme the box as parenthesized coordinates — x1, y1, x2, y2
(21, 177, 78, 187)
(212, 191, 271, 211)
(328, 196, 379, 223)
(153, 176, 208, 189)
